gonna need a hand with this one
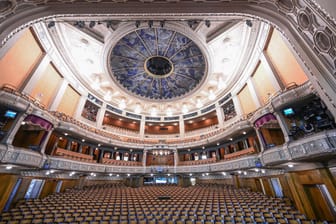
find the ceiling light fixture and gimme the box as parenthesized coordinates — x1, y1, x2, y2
(205, 20, 211, 28)
(166, 106, 173, 116)
(5, 165, 12, 170)
(150, 106, 158, 116)
(103, 90, 112, 101)
(134, 103, 142, 114)
(89, 21, 96, 28)
(182, 104, 189, 114)
(47, 21, 55, 28)
(196, 98, 203, 108)
(208, 88, 216, 100)
(119, 98, 126, 109)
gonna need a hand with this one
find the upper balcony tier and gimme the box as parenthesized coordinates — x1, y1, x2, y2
(0, 81, 315, 149)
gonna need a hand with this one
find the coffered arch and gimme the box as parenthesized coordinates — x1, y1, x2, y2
(0, 0, 336, 118)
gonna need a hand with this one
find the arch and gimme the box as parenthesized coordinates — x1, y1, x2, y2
(0, 0, 336, 118)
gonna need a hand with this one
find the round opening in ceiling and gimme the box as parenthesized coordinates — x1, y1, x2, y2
(109, 27, 207, 101)
(145, 56, 173, 77)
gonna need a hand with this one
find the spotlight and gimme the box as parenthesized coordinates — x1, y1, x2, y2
(135, 20, 140, 28)
(47, 21, 55, 28)
(188, 20, 196, 28)
(74, 21, 85, 29)
(106, 20, 112, 29)
(148, 20, 153, 28)
(160, 20, 165, 28)
(89, 21, 96, 28)
(246, 20, 253, 27)
(205, 20, 211, 28)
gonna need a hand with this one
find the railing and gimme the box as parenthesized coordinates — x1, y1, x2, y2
(54, 147, 96, 163)
(0, 82, 313, 148)
(102, 158, 142, 167)
(223, 147, 256, 160)
(178, 157, 217, 166)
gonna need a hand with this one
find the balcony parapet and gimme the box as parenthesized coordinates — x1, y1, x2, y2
(271, 81, 315, 110)
(261, 129, 336, 165)
(0, 144, 44, 167)
(0, 82, 319, 149)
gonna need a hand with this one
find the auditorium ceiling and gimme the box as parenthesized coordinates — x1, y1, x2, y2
(46, 17, 268, 116)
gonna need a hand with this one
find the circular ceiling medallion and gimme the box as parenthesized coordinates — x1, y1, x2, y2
(109, 27, 206, 101)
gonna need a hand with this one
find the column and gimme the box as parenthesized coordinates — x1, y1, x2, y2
(49, 79, 69, 111)
(232, 95, 243, 117)
(247, 78, 262, 108)
(99, 149, 104, 163)
(22, 55, 50, 94)
(216, 148, 221, 160)
(142, 150, 147, 166)
(50, 136, 59, 156)
(215, 102, 225, 128)
(78, 143, 83, 153)
(2, 113, 27, 145)
(254, 128, 265, 152)
(179, 116, 185, 137)
(174, 149, 178, 166)
(96, 103, 106, 129)
(139, 116, 145, 139)
(40, 130, 54, 154)
(74, 95, 87, 119)
(89, 147, 94, 156)
(260, 52, 285, 90)
(274, 112, 291, 142)
(66, 139, 72, 150)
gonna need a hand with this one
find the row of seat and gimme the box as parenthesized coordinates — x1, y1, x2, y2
(0, 184, 329, 224)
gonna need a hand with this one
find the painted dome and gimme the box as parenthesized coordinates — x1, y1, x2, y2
(109, 27, 207, 101)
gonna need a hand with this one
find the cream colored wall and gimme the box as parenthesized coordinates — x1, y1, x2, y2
(30, 63, 62, 108)
(57, 85, 81, 116)
(266, 29, 308, 87)
(0, 29, 43, 89)
(237, 84, 257, 115)
(252, 62, 277, 105)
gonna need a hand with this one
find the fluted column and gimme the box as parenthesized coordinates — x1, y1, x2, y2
(139, 116, 145, 139)
(215, 102, 225, 128)
(274, 112, 291, 142)
(49, 79, 69, 111)
(40, 130, 54, 154)
(142, 150, 147, 166)
(247, 78, 262, 108)
(74, 95, 87, 119)
(96, 103, 106, 129)
(260, 52, 284, 90)
(179, 116, 185, 137)
(22, 54, 50, 93)
(174, 149, 178, 166)
(232, 95, 243, 117)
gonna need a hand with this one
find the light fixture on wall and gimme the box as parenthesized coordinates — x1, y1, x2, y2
(150, 106, 158, 116)
(134, 103, 142, 114)
(103, 90, 112, 101)
(182, 103, 189, 114)
(119, 98, 126, 109)
(196, 96, 203, 108)
(151, 149, 172, 156)
(166, 106, 173, 116)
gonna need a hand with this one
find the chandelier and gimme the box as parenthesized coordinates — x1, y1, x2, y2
(152, 149, 172, 156)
